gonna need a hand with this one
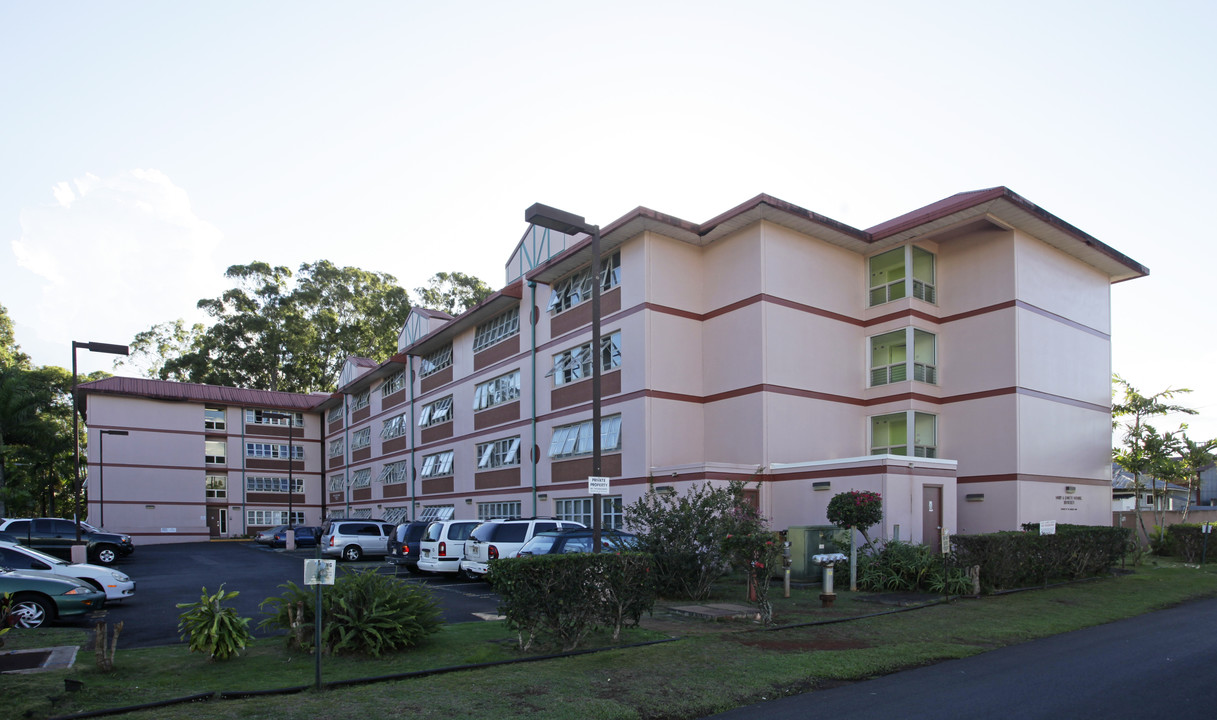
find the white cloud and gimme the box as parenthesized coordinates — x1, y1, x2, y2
(10, 170, 225, 369)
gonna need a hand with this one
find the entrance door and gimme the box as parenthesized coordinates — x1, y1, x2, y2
(923, 485, 943, 553)
(206, 507, 225, 538)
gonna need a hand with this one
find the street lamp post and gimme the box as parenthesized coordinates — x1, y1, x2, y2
(98, 430, 129, 528)
(73, 341, 129, 545)
(524, 203, 603, 553)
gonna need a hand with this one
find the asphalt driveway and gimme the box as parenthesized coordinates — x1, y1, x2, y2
(74, 541, 500, 648)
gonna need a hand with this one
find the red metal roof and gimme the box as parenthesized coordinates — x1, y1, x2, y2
(79, 376, 329, 411)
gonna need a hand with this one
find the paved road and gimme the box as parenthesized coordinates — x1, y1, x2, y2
(705, 595, 1217, 719)
(73, 541, 499, 648)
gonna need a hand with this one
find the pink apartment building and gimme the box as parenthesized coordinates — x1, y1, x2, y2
(80, 187, 1146, 548)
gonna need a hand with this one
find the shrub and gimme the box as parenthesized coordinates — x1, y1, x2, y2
(952, 525, 1131, 592)
(1164, 524, 1214, 563)
(176, 585, 253, 661)
(723, 530, 784, 625)
(826, 490, 883, 546)
(259, 570, 442, 657)
(856, 541, 970, 594)
(488, 552, 656, 651)
(625, 480, 765, 600)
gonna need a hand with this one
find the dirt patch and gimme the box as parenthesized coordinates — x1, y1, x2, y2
(731, 636, 872, 651)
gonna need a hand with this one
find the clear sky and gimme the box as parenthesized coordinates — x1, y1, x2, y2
(2, 1, 1214, 438)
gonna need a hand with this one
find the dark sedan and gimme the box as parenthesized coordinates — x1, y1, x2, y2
(272, 525, 320, 548)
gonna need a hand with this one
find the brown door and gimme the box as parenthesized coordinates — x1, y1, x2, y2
(923, 485, 943, 553)
(206, 507, 223, 538)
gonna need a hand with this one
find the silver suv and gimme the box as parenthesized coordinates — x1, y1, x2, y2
(460, 518, 585, 578)
(320, 519, 394, 562)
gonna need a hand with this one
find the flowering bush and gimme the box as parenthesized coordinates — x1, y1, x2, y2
(722, 529, 783, 625)
(826, 490, 883, 546)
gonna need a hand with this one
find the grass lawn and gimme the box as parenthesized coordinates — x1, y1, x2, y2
(5, 559, 1216, 720)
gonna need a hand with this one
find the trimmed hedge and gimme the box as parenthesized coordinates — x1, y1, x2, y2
(1164, 524, 1217, 563)
(487, 552, 656, 651)
(952, 524, 1131, 593)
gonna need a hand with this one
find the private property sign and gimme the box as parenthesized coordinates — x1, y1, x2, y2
(588, 476, 610, 495)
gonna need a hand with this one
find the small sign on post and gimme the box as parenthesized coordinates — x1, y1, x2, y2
(588, 476, 610, 495)
(1039, 520, 1057, 536)
(304, 559, 336, 585)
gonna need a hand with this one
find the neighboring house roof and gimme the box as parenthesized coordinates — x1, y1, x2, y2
(78, 376, 329, 421)
(1111, 464, 1190, 494)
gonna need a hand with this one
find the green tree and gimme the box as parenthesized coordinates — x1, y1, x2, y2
(826, 490, 884, 547)
(1112, 375, 1195, 546)
(0, 303, 30, 369)
(118, 319, 205, 379)
(414, 271, 493, 315)
(1175, 432, 1216, 524)
(131, 261, 413, 393)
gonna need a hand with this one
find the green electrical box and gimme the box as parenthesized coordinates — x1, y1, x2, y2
(786, 525, 841, 578)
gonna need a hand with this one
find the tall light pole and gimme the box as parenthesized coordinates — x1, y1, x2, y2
(98, 430, 128, 528)
(524, 203, 603, 553)
(73, 341, 129, 544)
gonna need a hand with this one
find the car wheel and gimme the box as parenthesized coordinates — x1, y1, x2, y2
(342, 545, 362, 562)
(457, 567, 477, 581)
(405, 564, 425, 576)
(10, 594, 53, 629)
(94, 545, 118, 565)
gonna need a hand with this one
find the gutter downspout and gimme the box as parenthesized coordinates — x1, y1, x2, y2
(240, 409, 247, 536)
(409, 357, 417, 522)
(530, 281, 539, 517)
(343, 398, 351, 517)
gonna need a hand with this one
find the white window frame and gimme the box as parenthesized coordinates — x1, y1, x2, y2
(419, 450, 455, 479)
(868, 246, 936, 307)
(205, 474, 227, 499)
(869, 328, 937, 387)
(473, 306, 520, 352)
(350, 468, 372, 488)
(204, 407, 226, 431)
(247, 510, 304, 526)
(555, 496, 623, 530)
(381, 371, 407, 396)
(351, 391, 371, 411)
(381, 413, 409, 440)
(870, 411, 937, 458)
(245, 409, 304, 427)
(476, 436, 522, 470)
(377, 460, 410, 485)
(478, 501, 521, 521)
(420, 344, 452, 378)
(547, 252, 622, 314)
(328, 438, 345, 458)
(351, 427, 371, 451)
(205, 440, 227, 464)
(473, 371, 521, 411)
(419, 505, 456, 521)
(418, 395, 453, 428)
(548, 414, 622, 459)
(551, 331, 621, 387)
(246, 443, 305, 460)
(329, 473, 346, 492)
(247, 476, 304, 493)
(327, 406, 343, 424)
(383, 506, 410, 524)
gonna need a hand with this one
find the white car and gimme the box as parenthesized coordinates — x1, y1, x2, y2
(460, 518, 585, 579)
(0, 540, 136, 602)
(416, 520, 480, 575)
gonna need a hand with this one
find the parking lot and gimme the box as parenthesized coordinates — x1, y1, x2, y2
(73, 541, 501, 648)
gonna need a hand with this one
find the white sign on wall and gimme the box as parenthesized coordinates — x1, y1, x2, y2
(1040, 520, 1057, 535)
(588, 476, 610, 495)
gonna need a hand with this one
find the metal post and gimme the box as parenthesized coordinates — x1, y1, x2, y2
(72, 344, 80, 541)
(315, 540, 323, 690)
(590, 225, 602, 554)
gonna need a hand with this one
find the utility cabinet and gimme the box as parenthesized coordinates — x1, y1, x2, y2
(786, 525, 841, 579)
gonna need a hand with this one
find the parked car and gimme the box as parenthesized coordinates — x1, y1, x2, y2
(253, 525, 289, 546)
(515, 528, 638, 557)
(0, 517, 134, 565)
(0, 540, 136, 602)
(320, 518, 394, 561)
(385, 521, 431, 574)
(275, 525, 320, 548)
(0, 566, 106, 628)
(417, 520, 480, 576)
(460, 518, 585, 578)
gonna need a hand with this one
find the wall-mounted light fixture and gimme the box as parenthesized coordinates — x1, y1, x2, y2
(537, 494, 548, 501)
(465, 498, 473, 504)
(1065, 486, 1077, 493)
(812, 481, 831, 491)
(654, 486, 675, 496)
(965, 493, 985, 502)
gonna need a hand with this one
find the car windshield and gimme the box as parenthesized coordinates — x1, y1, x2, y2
(518, 534, 559, 555)
(6, 543, 68, 566)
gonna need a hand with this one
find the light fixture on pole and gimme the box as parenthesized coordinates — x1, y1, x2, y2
(524, 203, 604, 553)
(72, 341, 129, 545)
(98, 430, 129, 528)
